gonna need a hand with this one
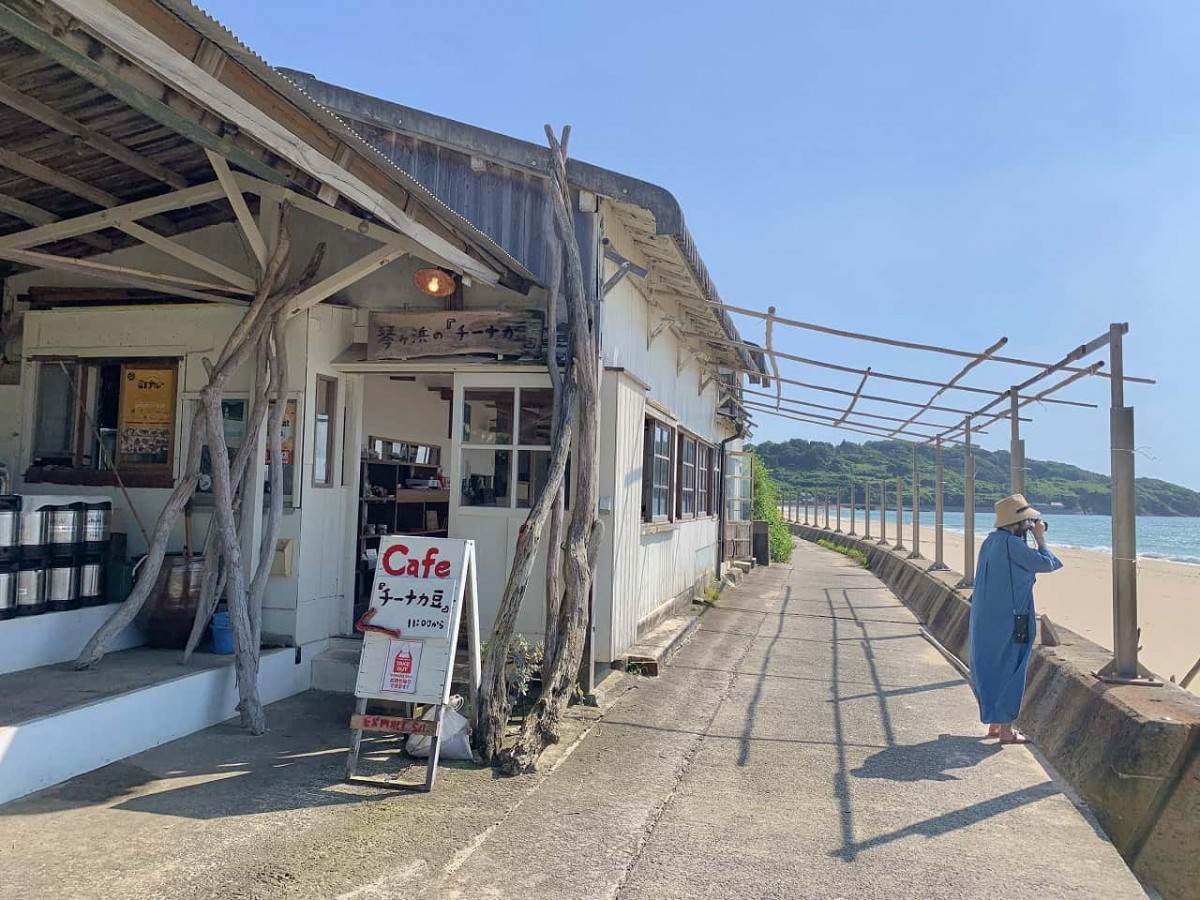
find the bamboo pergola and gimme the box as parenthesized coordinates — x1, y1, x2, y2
(702, 304, 1157, 687)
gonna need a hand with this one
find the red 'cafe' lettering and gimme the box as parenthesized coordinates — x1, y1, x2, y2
(381, 544, 453, 579)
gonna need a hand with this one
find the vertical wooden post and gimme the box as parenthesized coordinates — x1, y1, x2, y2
(957, 418, 976, 589)
(863, 481, 872, 540)
(908, 445, 922, 560)
(893, 477, 907, 553)
(877, 480, 889, 546)
(931, 437, 948, 570)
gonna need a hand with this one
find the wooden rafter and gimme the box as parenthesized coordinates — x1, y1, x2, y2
(0, 244, 249, 297)
(0, 191, 112, 251)
(56, 0, 504, 285)
(887, 337, 1007, 437)
(0, 146, 124, 208)
(0, 77, 189, 189)
(835, 368, 872, 425)
(205, 149, 267, 270)
(116, 221, 255, 291)
(0, 180, 226, 250)
(286, 243, 409, 316)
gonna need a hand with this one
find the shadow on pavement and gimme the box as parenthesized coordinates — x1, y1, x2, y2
(850, 734, 1001, 782)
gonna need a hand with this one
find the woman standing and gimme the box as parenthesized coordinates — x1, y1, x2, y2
(969, 494, 1063, 744)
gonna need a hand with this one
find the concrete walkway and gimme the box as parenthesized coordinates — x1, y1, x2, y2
(0, 541, 1146, 900)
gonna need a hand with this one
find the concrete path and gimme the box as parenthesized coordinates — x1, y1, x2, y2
(426, 541, 1146, 900)
(0, 541, 1146, 900)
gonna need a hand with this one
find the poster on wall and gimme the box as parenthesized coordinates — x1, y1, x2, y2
(117, 363, 176, 467)
(265, 397, 298, 507)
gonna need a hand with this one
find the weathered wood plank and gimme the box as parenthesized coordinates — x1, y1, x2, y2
(367, 309, 544, 361)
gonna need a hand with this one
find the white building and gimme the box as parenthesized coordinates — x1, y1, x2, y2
(0, 0, 761, 804)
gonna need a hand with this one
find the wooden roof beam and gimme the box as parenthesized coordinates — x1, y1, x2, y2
(0, 190, 112, 251)
(741, 400, 953, 445)
(0, 180, 226, 250)
(205, 149, 266, 270)
(835, 368, 872, 424)
(0, 77, 190, 189)
(712, 301, 1154, 385)
(741, 386, 970, 431)
(888, 337, 1008, 437)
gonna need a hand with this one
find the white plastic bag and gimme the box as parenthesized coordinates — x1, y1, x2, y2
(406, 696, 474, 761)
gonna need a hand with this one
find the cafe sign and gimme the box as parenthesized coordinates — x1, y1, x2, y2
(367, 309, 544, 361)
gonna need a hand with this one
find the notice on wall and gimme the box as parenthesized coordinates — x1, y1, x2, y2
(366, 310, 544, 361)
(353, 536, 480, 705)
(118, 363, 176, 465)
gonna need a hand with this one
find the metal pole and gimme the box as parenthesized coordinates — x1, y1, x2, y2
(909, 445, 922, 559)
(957, 418, 976, 588)
(1010, 389, 1025, 495)
(863, 481, 872, 539)
(893, 476, 907, 552)
(1099, 324, 1154, 684)
(932, 437, 948, 570)
(835, 486, 843, 532)
(849, 482, 857, 536)
(803, 489, 809, 525)
(877, 480, 889, 546)
(824, 491, 831, 529)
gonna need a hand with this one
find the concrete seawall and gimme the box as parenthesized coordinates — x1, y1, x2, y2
(792, 523, 1200, 900)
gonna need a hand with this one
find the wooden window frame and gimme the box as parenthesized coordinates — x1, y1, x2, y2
(312, 374, 339, 488)
(677, 433, 697, 519)
(642, 416, 675, 523)
(696, 442, 710, 517)
(25, 356, 179, 489)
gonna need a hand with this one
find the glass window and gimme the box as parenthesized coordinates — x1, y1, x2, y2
(642, 418, 674, 522)
(313, 375, 338, 487)
(517, 450, 571, 509)
(29, 358, 177, 485)
(678, 435, 697, 518)
(462, 389, 513, 444)
(697, 443, 710, 516)
(518, 388, 554, 445)
(461, 448, 511, 507)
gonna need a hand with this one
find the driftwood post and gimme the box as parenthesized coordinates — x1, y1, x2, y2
(73, 205, 325, 734)
(498, 125, 603, 775)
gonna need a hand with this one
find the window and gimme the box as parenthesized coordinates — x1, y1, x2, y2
(642, 417, 674, 522)
(678, 435, 697, 518)
(697, 443, 710, 516)
(461, 387, 564, 509)
(28, 358, 178, 488)
(710, 445, 722, 517)
(313, 375, 338, 487)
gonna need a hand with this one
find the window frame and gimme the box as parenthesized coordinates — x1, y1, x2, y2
(460, 386, 561, 510)
(677, 433, 697, 519)
(25, 356, 179, 489)
(642, 415, 675, 524)
(312, 374, 339, 488)
(696, 442, 710, 517)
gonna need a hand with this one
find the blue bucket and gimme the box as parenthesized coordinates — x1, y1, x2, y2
(210, 609, 234, 655)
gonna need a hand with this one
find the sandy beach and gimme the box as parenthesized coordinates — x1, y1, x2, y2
(904, 526, 1200, 692)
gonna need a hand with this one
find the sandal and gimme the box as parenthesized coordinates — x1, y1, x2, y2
(987, 724, 1001, 738)
(999, 729, 1031, 745)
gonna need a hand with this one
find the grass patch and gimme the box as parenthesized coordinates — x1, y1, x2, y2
(817, 538, 869, 567)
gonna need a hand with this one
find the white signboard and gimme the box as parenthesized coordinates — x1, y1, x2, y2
(353, 536, 479, 706)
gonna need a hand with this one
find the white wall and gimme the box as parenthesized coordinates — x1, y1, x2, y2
(593, 209, 731, 657)
(362, 375, 452, 457)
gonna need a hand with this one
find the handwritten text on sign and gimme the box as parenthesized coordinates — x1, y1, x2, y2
(367, 310, 544, 360)
(365, 541, 460, 638)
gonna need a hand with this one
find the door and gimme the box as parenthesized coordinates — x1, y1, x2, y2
(449, 372, 555, 640)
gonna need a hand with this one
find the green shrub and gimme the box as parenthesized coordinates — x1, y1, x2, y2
(817, 538, 868, 567)
(751, 455, 794, 563)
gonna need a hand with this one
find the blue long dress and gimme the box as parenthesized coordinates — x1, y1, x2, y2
(968, 531, 1063, 724)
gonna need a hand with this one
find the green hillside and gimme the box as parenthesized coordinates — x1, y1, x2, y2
(749, 438, 1200, 517)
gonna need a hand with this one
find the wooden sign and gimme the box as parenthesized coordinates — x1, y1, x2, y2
(346, 536, 481, 792)
(367, 310, 544, 360)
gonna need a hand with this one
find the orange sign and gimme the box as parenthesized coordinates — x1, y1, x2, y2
(118, 363, 176, 465)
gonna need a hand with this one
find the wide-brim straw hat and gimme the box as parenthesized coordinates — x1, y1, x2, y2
(995, 493, 1041, 529)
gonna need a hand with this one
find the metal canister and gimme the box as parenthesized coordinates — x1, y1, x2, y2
(46, 559, 80, 612)
(79, 556, 104, 607)
(19, 507, 47, 562)
(16, 560, 45, 616)
(47, 504, 82, 558)
(0, 495, 19, 564)
(83, 502, 112, 554)
(0, 564, 16, 619)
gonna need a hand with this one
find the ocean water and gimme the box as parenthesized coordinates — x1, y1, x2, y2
(805, 508, 1200, 567)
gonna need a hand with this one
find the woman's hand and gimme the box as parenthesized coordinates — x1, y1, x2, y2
(1031, 519, 1047, 548)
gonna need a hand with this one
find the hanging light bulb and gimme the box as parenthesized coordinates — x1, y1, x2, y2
(413, 267, 456, 298)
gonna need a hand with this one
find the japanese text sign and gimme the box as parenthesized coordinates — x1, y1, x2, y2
(367, 309, 544, 361)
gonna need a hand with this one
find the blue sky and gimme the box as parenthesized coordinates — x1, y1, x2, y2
(202, 1, 1198, 489)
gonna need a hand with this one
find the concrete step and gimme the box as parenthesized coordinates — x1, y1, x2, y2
(311, 639, 362, 694)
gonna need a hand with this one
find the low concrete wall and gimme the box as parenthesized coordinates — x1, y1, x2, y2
(793, 524, 1200, 900)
